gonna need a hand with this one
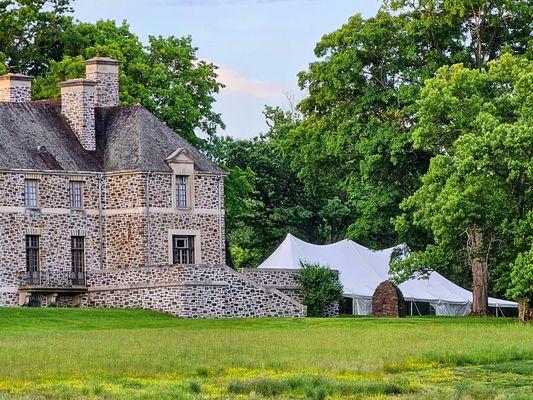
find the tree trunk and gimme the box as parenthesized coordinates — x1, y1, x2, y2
(518, 300, 533, 322)
(467, 227, 489, 316)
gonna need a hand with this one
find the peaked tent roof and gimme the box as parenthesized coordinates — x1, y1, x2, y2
(259, 234, 517, 308)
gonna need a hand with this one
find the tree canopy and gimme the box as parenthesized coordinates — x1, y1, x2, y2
(391, 52, 532, 314)
(215, 107, 323, 268)
(0, 1, 223, 147)
(281, 0, 531, 250)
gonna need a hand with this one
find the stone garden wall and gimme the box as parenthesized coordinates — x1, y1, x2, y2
(239, 268, 339, 317)
(82, 265, 306, 318)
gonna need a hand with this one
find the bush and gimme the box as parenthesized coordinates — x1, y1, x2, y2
(298, 262, 344, 317)
(506, 247, 533, 322)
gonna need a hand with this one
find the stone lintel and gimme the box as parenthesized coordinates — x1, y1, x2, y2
(58, 78, 97, 89)
(84, 57, 121, 66)
(0, 73, 33, 86)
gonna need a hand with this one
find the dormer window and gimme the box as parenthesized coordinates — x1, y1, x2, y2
(25, 179, 39, 209)
(166, 148, 195, 211)
(176, 176, 188, 209)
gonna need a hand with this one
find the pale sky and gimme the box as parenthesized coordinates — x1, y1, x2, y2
(72, 0, 381, 138)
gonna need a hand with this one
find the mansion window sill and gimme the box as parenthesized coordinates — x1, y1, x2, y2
(176, 207, 192, 212)
(70, 208, 86, 215)
(26, 207, 41, 213)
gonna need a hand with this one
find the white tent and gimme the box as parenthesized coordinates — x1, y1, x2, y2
(259, 234, 517, 316)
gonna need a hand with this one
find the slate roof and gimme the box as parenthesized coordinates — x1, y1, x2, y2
(0, 102, 225, 174)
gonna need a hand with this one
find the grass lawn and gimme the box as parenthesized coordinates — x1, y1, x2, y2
(0, 308, 531, 399)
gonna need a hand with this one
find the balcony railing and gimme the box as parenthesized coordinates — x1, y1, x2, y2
(20, 271, 87, 287)
(71, 271, 86, 286)
(21, 271, 41, 286)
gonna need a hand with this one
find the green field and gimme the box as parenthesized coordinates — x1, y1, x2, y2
(0, 308, 531, 399)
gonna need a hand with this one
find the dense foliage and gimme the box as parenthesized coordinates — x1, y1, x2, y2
(391, 53, 533, 315)
(281, 0, 531, 251)
(1, 0, 531, 313)
(507, 247, 533, 321)
(0, 1, 223, 147)
(214, 107, 322, 268)
(297, 262, 344, 317)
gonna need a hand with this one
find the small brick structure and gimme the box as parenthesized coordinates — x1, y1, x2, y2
(371, 280, 406, 317)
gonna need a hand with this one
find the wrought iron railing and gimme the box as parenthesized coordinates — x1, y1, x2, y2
(20, 271, 87, 287)
(71, 271, 86, 286)
(21, 271, 41, 286)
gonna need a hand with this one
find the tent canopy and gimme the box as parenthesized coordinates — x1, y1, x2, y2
(258, 234, 517, 315)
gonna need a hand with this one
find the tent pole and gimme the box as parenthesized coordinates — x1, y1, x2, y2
(413, 301, 422, 316)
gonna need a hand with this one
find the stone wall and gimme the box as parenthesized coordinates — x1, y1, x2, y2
(59, 80, 97, 151)
(0, 173, 102, 294)
(0, 291, 17, 307)
(0, 168, 308, 319)
(239, 268, 339, 317)
(0, 169, 225, 307)
(86, 71, 119, 107)
(0, 74, 32, 103)
(84, 57, 120, 107)
(81, 265, 306, 318)
(239, 268, 300, 288)
(0, 86, 32, 103)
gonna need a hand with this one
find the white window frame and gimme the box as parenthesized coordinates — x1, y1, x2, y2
(25, 179, 39, 209)
(70, 181, 84, 210)
(175, 175, 188, 209)
(167, 229, 201, 265)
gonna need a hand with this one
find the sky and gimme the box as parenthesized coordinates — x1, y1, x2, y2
(72, 0, 381, 139)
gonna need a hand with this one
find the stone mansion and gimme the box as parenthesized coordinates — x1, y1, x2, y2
(0, 57, 306, 318)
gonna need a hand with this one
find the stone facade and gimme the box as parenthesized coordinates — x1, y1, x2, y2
(0, 169, 304, 318)
(77, 265, 306, 318)
(371, 280, 406, 317)
(0, 74, 32, 103)
(0, 170, 225, 300)
(240, 268, 339, 317)
(0, 55, 306, 319)
(59, 79, 97, 151)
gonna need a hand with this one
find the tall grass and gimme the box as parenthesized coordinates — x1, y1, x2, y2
(0, 308, 531, 399)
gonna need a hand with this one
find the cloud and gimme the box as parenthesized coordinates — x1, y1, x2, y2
(216, 65, 287, 100)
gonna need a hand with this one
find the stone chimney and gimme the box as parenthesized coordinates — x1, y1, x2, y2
(58, 79, 97, 151)
(84, 57, 121, 107)
(0, 73, 33, 102)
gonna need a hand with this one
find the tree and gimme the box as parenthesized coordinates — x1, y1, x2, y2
(0, 3, 224, 148)
(298, 262, 344, 317)
(281, 1, 531, 250)
(507, 246, 533, 322)
(31, 20, 224, 148)
(0, 0, 73, 75)
(0, 52, 7, 75)
(392, 53, 533, 315)
(215, 107, 323, 268)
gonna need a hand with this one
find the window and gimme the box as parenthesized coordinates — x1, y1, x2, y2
(26, 235, 40, 284)
(172, 235, 195, 264)
(25, 179, 39, 209)
(71, 236, 85, 285)
(176, 175, 188, 209)
(70, 181, 83, 209)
